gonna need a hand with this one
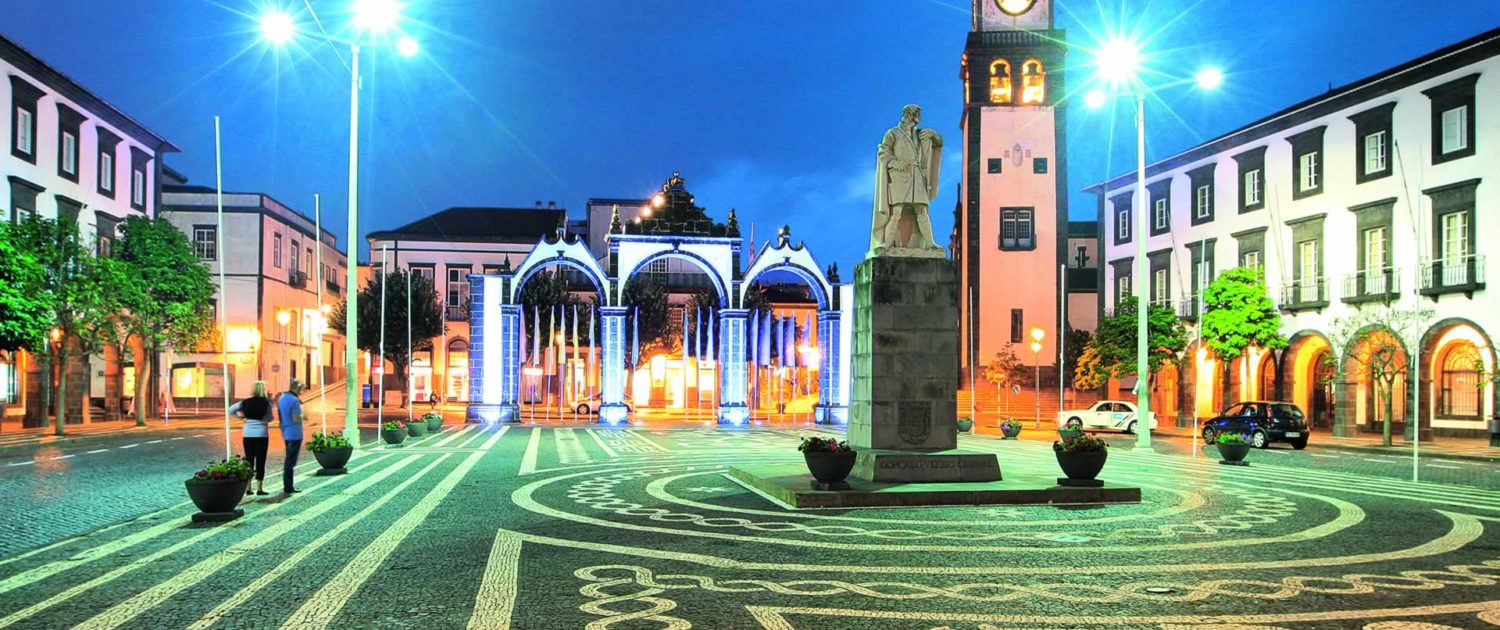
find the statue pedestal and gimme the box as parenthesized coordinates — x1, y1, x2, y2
(848, 256, 999, 483)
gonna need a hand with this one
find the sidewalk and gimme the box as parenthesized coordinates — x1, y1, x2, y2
(1150, 425, 1498, 463)
(0, 416, 228, 448)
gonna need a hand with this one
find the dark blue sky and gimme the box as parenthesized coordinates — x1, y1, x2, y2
(7, 1, 1498, 268)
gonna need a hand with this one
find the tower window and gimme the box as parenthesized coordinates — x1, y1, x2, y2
(999, 207, 1034, 250)
(1010, 309, 1023, 343)
(987, 158, 1002, 174)
(989, 59, 1013, 104)
(1021, 58, 1046, 105)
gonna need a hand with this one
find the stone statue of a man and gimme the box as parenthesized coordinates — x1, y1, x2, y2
(869, 104, 944, 258)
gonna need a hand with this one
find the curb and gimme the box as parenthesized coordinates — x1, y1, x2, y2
(1311, 441, 1500, 464)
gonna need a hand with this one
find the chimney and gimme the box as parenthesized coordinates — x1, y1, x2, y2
(535, 201, 542, 208)
(548, 201, 556, 209)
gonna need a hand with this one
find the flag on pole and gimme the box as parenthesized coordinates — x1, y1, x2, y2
(545, 306, 556, 372)
(631, 307, 640, 369)
(706, 308, 715, 363)
(804, 313, 814, 349)
(748, 311, 758, 367)
(695, 306, 703, 362)
(682, 306, 691, 360)
(572, 304, 580, 395)
(761, 313, 773, 368)
(519, 306, 528, 366)
(772, 315, 782, 367)
(536, 305, 545, 367)
(558, 305, 567, 367)
(587, 306, 596, 377)
(785, 316, 796, 369)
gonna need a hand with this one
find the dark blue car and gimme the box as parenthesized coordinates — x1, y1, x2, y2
(1201, 401, 1309, 449)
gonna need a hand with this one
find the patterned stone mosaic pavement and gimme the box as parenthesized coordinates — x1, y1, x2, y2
(2, 424, 1499, 629)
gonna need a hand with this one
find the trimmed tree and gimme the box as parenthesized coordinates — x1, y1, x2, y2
(115, 217, 217, 424)
(1062, 327, 1092, 389)
(10, 216, 119, 435)
(1327, 304, 1432, 447)
(0, 221, 54, 421)
(1199, 267, 1288, 406)
(1082, 296, 1189, 390)
(330, 269, 445, 408)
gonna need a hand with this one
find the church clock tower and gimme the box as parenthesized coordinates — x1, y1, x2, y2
(957, 0, 1067, 390)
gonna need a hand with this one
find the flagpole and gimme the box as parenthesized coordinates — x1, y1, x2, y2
(377, 244, 387, 428)
(406, 268, 412, 422)
(213, 116, 231, 460)
(315, 193, 326, 434)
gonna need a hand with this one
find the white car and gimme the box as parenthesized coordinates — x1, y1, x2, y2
(1056, 401, 1158, 434)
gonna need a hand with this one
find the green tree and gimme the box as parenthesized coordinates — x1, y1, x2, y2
(1072, 344, 1108, 390)
(0, 222, 54, 420)
(1199, 266, 1288, 406)
(10, 216, 119, 435)
(621, 273, 670, 361)
(1084, 296, 1189, 388)
(1327, 305, 1432, 447)
(115, 217, 217, 424)
(330, 269, 444, 407)
(519, 268, 585, 348)
(1062, 327, 1092, 389)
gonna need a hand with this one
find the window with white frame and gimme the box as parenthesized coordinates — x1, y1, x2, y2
(1151, 268, 1168, 305)
(1298, 152, 1319, 192)
(1116, 208, 1129, 240)
(1153, 198, 1167, 230)
(1244, 169, 1261, 206)
(273, 233, 283, 268)
(131, 170, 145, 207)
(99, 152, 114, 193)
(14, 107, 32, 155)
(1363, 131, 1387, 175)
(1116, 274, 1130, 306)
(447, 267, 469, 308)
(1194, 185, 1210, 219)
(1441, 211, 1470, 263)
(61, 131, 77, 176)
(193, 227, 217, 261)
(1298, 240, 1318, 288)
(415, 266, 436, 285)
(1242, 250, 1261, 273)
(1363, 227, 1386, 273)
(1441, 106, 1468, 155)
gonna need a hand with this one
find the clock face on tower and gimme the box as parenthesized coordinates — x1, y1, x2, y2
(995, 0, 1036, 16)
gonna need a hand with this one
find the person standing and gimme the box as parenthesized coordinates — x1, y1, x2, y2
(227, 381, 273, 496)
(277, 379, 307, 494)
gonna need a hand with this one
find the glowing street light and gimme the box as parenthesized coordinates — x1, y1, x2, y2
(396, 36, 420, 58)
(1095, 38, 1141, 85)
(1195, 67, 1224, 90)
(1029, 337, 1043, 429)
(1084, 88, 1108, 110)
(353, 0, 402, 33)
(259, 11, 296, 45)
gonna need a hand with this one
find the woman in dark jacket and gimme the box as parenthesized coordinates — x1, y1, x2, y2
(227, 381, 273, 496)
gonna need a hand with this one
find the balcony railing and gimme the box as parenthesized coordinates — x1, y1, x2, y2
(288, 269, 308, 289)
(1176, 296, 1199, 320)
(1420, 255, 1486, 297)
(445, 305, 468, 322)
(326, 279, 340, 296)
(1342, 267, 1400, 304)
(1280, 278, 1328, 312)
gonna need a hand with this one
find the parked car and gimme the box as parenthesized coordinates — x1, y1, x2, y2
(573, 393, 634, 415)
(1202, 401, 1309, 449)
(1056, 401, 1158, 434)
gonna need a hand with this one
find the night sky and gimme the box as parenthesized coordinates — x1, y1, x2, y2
(6, 1, 1498, 269)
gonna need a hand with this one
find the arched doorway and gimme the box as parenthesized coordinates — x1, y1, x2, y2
(1258, 354, 1277, 402)
(445, 338, 469, 403)
(1342, 327, 1409, 436)
(617, 251, 728, 421)
(1420, 318, 1495, 438)
(514, 264, 605, 423)
(1282, 332, 1334, 431)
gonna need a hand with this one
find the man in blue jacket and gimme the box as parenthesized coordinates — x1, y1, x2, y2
(277, 379, 307, 494)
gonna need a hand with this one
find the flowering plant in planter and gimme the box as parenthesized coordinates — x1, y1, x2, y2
(798, 436, 853, 453)
(382, 420, 405, 431)
(192, 455, 253, 482)
(1214, 433, 1251, 445)
(308, 431, 352, 453)
(1053, 435, 1108, 454)
(1001, 419, 1023, 431)
(421, 412, 441, 422)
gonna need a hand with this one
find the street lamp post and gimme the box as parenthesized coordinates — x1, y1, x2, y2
(1029, 327, 1044, 429)
(1089, 39, 1223, 451)
(260, 2, 419, 447)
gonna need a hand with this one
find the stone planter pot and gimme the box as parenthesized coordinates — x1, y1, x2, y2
(425, 415, 443, 432)
(803, 451, 857, 483)
(1055, 450, 1107, 481)
(1217, 443, 1251, 465)
(1001, 425, 1022, 439)
(185, 477, 249, 521)
(312, 446, 353, 475)
(956, 418, 973, 433)
(406, 421, 428, 438)
(381, 428, 407, 445)
(1058, 428, 1084, 441)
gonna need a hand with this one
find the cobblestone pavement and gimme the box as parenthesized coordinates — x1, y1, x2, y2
(2, 424, 1499, 628)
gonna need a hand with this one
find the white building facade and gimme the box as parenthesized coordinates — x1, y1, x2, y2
(2, 34, 178, 425)
(1091, 26, 1499, 440)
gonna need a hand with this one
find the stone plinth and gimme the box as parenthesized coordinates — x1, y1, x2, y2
(853, 450, 1001, 483)
(728, 465, 1140, 509)
(848, 256, 960, 452)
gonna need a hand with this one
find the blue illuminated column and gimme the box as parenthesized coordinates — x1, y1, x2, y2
(718, 309, 749, 424)
(495, 304, 521, 422)
(467, 276, 515, 423)
(815, 309, 845, 424)
(599, 307, 628, 424)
